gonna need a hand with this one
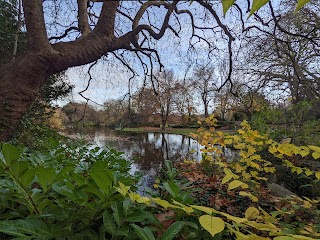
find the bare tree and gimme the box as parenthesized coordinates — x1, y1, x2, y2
(191, 64, 217, 118)
(0, 0, 313, 141)
(173, 82, 196, 125)
(0, 0, 243, 140)
(244, 0, 320, 103)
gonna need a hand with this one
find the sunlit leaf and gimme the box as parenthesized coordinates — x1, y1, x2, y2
(199, 215, 225, 237)
(273, 237, 295, 240)
(304, 169, 313, 177)
(312, 152, 320, 160)
(115, 182, 130, 197)
(152, 198, 172, 209)
(295, 0, 311, 11)
(221, 0, 236, 15)
(228, 180, 247, 190)
(245, 207, 259, 220)
(239, 191, 258, 202)
(190, 205, 214, 215)
(249, 0, 269, 17)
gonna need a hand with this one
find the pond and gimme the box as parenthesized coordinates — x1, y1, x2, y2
(65, 127, 204, 192)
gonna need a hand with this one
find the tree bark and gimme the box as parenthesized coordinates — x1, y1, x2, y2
(0, 32, 122, 141)
(0, 53, 50, 141)
(0, 0, 178, 141)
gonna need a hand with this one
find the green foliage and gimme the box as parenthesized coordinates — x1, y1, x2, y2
(0, 140, 139, 239)
(0, 0, 25, 66)
(1, 114, 320, 239)
(250, 102, 320, 146)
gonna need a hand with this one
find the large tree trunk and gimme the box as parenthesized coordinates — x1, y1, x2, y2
(0, 53, 50, 141)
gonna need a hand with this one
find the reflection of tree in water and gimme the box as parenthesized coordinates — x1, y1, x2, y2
(131, 134, 165, 171)
(64, 128, 202, 172)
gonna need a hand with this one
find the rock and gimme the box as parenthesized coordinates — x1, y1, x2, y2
(267, 183, 297, 197)
(280, 138, 291, 144)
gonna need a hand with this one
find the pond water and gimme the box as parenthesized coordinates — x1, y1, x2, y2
(65, 127, 204, 192)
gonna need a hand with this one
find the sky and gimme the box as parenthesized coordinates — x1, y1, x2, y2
(48, 0, 280, 110)
(50, 0, 233, 110)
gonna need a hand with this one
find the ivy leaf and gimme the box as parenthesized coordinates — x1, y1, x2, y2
(199, 215, 225, 237)
(249, 0, 269, 17)
(295, 0, 310, 12)
(222, 0, 235, 15)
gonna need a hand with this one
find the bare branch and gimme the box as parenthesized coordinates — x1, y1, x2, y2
(22, 0, 52, 51)
(77, 0, 91, 36)
(49, 27, 80, 41)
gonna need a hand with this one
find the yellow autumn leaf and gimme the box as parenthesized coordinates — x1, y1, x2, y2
(115, 182, 130, 196)
(273, 237, 295, 240)
(312, 152, 320, 160)
(228, 180, 247, 190)
(221, 212, 247, 223)
(308, 145, 320, 152)
(286, 234, 316, 240)
(237, 129, 245, 135)
(234, 143, 246, 149)
(221, 168, 235, 184)
(247, 235, 270, 240)
(152, 198, 172, 209)
(245, 207, 259, 220)
(199, 215, 225, 237)
(239, 191, 258, 202)
(128, 191, 141, 202)
(224, 139, 233, 145)
(190, 205, 213, 215)
(296, 168, 303, 175)
(315, 172, 320, 180)
(300, 146, 310, 157)
(304, 169, 313, 176)
(302, 200, 312, 209)
(136, 196, 151, 205)
(172, 200, 194, 214)
(235, 163, 243, 173)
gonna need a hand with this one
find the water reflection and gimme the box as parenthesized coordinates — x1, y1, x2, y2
(65, 127, 203, 191)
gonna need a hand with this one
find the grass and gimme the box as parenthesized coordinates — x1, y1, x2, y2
(117, 126, 237, 136)
(117, 126, 198, 136)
